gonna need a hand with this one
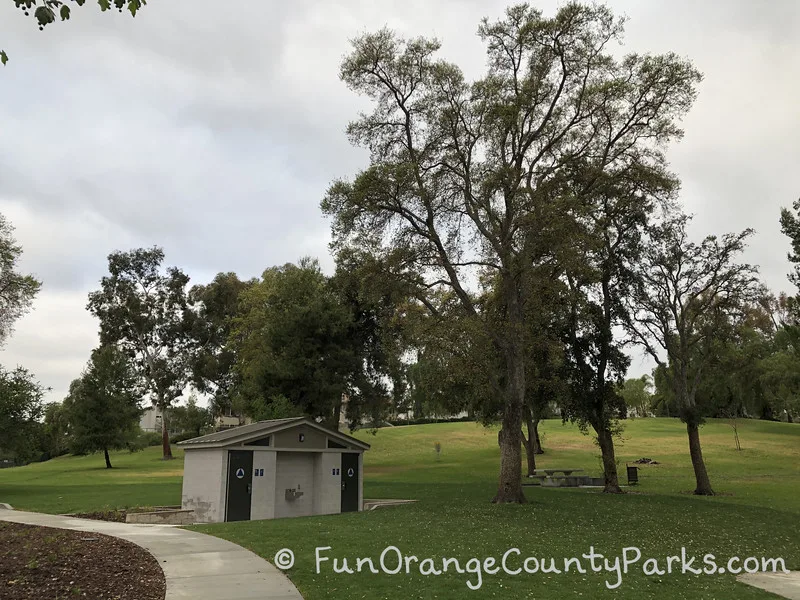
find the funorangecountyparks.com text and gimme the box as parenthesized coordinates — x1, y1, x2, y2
(272, 546, 790, 591)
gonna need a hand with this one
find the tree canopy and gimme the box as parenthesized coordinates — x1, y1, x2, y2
(2, 0, 146, 66)
(626, 212, 762, 494)
(87, 247, 192, 460)
(0, 365, 47, 461)
(0, 214, 41, 347)
(322, 2, 701, 502)
(65, 344, 141, 468)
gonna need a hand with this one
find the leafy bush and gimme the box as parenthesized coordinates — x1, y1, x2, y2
(250, 394, 304, 421)
(127, 430, 162, 452)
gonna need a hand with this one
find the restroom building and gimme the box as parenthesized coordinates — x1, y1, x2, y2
(177, 417, 369, 522)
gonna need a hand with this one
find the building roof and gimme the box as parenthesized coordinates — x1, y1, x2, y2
(176, 417, 370, 451)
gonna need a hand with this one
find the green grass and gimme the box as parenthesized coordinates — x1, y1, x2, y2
(0, 446, 184, 513)
(193, 418, 800, 600)
(1, 418, 799, 598)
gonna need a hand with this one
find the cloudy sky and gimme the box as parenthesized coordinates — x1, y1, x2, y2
(1, 0, 798, 404)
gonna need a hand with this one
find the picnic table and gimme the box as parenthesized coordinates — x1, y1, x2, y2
(526, 468, 584, 478)
(523, 469, 586, 487)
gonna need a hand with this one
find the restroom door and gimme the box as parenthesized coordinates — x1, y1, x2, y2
(225, 450, 253, 521)
(340, 453, 359, 512)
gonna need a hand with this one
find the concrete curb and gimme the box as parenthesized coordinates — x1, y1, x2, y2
(0, 502, 13, 510)
(0, 508, 303, 600)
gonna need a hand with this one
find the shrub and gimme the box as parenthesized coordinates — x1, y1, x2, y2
(127, 430, 163, 452)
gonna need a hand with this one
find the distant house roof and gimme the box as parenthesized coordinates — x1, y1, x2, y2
(176, 417, 370, 451)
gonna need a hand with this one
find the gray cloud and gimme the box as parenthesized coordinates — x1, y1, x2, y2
(1, 0, 797, 401)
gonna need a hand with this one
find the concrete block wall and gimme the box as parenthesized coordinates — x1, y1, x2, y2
(251, 451, 277, 520)
(126, 509, 195, 525)
(274, 452, 316, 518)
(181, 449, 226, 523)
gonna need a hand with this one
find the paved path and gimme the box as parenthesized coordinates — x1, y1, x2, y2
(0, 505, 303, 600)
(738, 572, 800, 600)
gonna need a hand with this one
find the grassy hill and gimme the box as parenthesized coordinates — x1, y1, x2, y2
(0, 445, 185, 514)
(1, 417, 798, 599)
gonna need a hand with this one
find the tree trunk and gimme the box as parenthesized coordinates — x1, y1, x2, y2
(104, 448, 112, 469)
(596, 426, 622, 493)
(522, 408, 536, 475)
(161, 405, 173, 460)
(532, 418, 543, 454)
(492, 341, 526, 504)
(332, 396, 342, 431)
(687, 421, 714, 495)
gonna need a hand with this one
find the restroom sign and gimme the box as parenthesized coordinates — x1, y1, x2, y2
(235, 467, 245, 479)
(347, 468, 354, 477)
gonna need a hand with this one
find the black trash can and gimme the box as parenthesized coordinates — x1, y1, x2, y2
(626, 465, 639, 485)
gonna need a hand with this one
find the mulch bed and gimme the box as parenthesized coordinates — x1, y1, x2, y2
(0, 521, 165, 600)
(69, 510, 128, 523)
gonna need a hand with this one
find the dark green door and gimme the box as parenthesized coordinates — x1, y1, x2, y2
(225, 450, 253, 522)
(341, 453, 359, 512)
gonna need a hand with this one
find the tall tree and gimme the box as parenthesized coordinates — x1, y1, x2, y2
(187, 272, 253, 421)
(322, 3, 701, 502)
(780, 198, 800, 297)
(66, 345, 141, 468)
(0, 214, 41, 346)
(2, 0, 146, 66)
(230, 258, 363, 429)
(170, 394, 213, 438)
(760, 332, 800, 423)
(626, 213, 761, 495)
(0, 365, 46, 461)
(330, 249, 417, 427)
(619, 375, 653, 418)
(560, 164, 676, 493)
(40, 401, 71, 460)
(87, 247, 192, 460)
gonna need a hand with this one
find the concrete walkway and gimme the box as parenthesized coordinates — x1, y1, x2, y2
(738, 572, 800, 600)
(0, 505, 303, 600)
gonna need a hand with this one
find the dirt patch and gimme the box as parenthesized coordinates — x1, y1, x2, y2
(0, 521, 165, 600)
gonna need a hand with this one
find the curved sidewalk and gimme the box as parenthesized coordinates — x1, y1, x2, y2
(0, 505, 303, 600)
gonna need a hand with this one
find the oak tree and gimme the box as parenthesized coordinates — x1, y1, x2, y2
(626, 213, 761, 495)
(322, 3, 701, 502)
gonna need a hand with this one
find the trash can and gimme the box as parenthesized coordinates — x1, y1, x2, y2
(626, 465, 639, 485)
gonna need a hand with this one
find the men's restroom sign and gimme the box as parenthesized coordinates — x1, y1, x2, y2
(235, 467, 245, 479)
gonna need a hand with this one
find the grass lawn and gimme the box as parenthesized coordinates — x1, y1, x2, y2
(0, 446, 184, 514)
(2, 417, 799, 598)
